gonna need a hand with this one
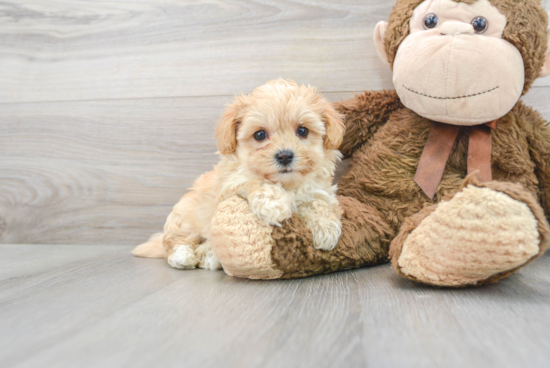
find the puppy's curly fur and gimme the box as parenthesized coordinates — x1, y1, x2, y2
(132, 80, 345, 270)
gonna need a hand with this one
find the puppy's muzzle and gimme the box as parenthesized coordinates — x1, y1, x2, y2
(275, 150, 294, 167)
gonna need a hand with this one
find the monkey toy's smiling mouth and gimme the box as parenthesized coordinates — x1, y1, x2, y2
(403, 85, 500, 100)
(389, 0, 526, 128)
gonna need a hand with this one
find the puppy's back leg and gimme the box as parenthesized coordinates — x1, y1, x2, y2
(195, 240, 222, 270)
(163, 170, 220, 270)
(163, 204, 203, 270)
(167, 244, 200, 270)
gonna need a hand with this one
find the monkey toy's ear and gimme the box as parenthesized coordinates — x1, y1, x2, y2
(373, 21, 389, 65)
(541, 30, 550, 78)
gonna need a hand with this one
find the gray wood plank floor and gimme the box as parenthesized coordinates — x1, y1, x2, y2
(1, 244, 549, 368)
(3, 2, 550, 367)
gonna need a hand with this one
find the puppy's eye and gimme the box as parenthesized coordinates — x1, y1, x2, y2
(253, 130, 267, 141)
(297, 126, 309, 138)
(423, 13, 438, 29)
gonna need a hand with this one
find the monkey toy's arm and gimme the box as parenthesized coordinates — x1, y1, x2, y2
(334, 90, 403, 158)
(526, 106, 550, 221)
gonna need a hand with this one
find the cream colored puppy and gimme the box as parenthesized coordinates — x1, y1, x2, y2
(132, 80, 345, 270)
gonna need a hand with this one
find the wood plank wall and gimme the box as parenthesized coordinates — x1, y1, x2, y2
(1, 0, 550, 245)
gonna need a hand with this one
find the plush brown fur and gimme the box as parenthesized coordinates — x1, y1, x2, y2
(338, 90, 404, 158)
(212, 0, 550, 285)
(265, 96, 550, 280)
(271, 196, 393, 278)
(389, 175, 550, 286)
(266, 0, 550, 283)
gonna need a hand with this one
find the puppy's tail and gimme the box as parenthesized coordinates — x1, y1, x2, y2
(132, 233, 166, 259)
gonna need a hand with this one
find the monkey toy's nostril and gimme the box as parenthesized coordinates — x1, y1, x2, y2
(275, 150, 294, 166)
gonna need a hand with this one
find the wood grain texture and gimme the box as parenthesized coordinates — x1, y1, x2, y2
(0, 96, 221, 244)
(2, 0, 549, 104)
(1, 0, 550, 245)
(2, 90, 550, 245)
(0, 92, 356, 245)
(0, 0, 390, 103)
(1, 244, 549, 368)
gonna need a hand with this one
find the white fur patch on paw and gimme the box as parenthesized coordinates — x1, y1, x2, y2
(198, 249, 222, 271)
(167, 245, 198, 270)
(248, 183, 294, 227)
(399, 185, 540, 286)
(312, 224, 342, 250)
(311, 218, 342, 251)
(298, 200, 342, 251)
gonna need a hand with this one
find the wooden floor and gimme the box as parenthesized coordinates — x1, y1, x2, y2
(2, 2, 550, 367)
(1, 244, 549, 368)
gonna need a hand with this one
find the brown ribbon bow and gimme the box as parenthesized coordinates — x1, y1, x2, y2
(414, 119, 499, 199)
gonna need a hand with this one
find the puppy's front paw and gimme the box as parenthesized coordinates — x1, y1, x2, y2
(248, 184, 294, 227)
(310, 218, 342, 251)
(167, 245, 198, 270)
(298, 200, 342, 251)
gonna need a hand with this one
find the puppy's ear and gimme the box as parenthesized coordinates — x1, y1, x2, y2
(322, 102, 345, 150)
(215, 96, 247, 155)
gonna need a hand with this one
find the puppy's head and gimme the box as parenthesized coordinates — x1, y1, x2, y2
(215, 79, 345, 186)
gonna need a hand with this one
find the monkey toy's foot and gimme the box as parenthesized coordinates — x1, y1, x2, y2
(210, 196, 284, 280)
(390, 178, 550, 287)
(210, 195, 392, 280)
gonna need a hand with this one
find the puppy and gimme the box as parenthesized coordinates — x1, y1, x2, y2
(132, 79, 345, 270)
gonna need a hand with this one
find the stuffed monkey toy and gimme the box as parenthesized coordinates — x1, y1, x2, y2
(211, 0, 550, 287)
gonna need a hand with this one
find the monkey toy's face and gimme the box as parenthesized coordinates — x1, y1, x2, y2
(375, 0, 550, 126)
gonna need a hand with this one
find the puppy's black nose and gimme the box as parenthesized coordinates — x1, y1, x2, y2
(275, 150, 294, 166)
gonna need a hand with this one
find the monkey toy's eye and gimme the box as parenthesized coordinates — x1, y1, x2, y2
(254, 130, 267, 141)
(423, 13, 439, 29)
(471, 16, 488, 33)
(297, 126, 309, 138)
